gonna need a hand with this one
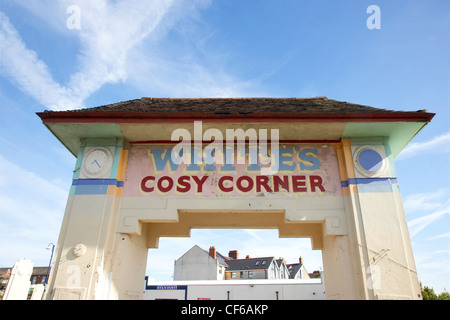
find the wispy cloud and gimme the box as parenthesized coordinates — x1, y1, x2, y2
(0, 11, 81, 110)
(0, 0, 219, 111)
(404, 188, 449, 213)
(397, 132, 450, 160)
(405, 188, 450, 238)
(426, 231, 450, 241)
(407, 198, 450, 238)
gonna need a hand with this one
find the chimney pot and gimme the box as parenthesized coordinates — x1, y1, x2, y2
(209, 246, 216, 259)
(228, 250, 239, 260)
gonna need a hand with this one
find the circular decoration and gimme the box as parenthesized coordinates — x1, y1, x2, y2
(73, 243, 87, 257)
(82, 147, 113, 177)
(354, 146, 387, 177)
(358, 149, 383, 172)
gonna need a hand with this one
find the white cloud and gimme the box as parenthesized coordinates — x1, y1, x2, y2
(426, 231, 450, 241)
(404, 188, 450, 238)
(0, 11, 82, 110)
(0, 0, 221, 111)
(407, 198, 450, 238)
(125, 29, 262, 98)
(397, 132, 450, 160)
(404, 188, 449, 213)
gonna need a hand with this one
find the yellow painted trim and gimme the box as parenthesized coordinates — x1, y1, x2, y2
(107, 185, 123, 196)
(334, 140, 358, 195)
(116, 149, 129, 182)
(341, 140, 356, 179)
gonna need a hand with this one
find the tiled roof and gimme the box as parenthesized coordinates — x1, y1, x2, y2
(65, 97, 421, 115)
(0, 266, 48, 278)
(199, 247, 230, 267)
(224, 257, 275, 271)
(287, 263, 302, 279)
(216, 252, 231, 267)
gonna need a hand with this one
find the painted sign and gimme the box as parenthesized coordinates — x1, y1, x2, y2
(123, 144, 341, 197)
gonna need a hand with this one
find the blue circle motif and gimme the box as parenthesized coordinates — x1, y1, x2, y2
(358, 149, 383, 172)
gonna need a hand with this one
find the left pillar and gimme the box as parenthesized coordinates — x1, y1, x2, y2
(44, 138, 134, 300)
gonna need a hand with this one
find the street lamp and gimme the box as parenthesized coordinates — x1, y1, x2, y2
(41, 243, 55, 300)
(44, 243, 55, 288)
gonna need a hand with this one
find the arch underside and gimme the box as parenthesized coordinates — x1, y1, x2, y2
(144, 210, 324, 250)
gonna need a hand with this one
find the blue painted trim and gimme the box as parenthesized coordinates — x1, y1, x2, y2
(70, 179, 124, 195)
(72, 179, 124, 188)
(341, 178, 397, 188)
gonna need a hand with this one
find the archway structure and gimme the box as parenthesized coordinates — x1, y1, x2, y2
(37, 97, 434, 300)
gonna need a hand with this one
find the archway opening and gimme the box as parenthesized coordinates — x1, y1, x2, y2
(143, 210, 324, 283)
(146, 229, 323, 282)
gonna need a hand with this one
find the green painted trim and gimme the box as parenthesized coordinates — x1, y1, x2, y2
(110, 146, 123, 179)
(383, 142, 397, 177)
(349, 137, 385, 145)
(81, 137, 123, 147)
(72, 147, 85, 180)
(343, 122, 428, 158)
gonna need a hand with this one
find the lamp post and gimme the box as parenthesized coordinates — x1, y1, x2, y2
(42, 243, 55, 299)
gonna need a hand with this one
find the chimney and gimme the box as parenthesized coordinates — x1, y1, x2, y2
(209, 246, 216, 259)
(299, 256, 304, 265)
(228, 250, 239, 260)
(246, 255, 251, 259)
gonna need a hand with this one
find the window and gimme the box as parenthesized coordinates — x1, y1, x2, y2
(255, 260, 260, 266)
(261, 260, 267, 266)
(231, 272, 236, 278)
(249, 271, 253, 279)
(240, 272, 244, 279)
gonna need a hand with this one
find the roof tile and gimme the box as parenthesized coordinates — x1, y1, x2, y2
(63, 97, 420, 114)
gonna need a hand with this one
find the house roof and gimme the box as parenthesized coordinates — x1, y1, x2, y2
(198, 247, 231, 267)
(37, 97, 433, 121)
(275, 259, 286, 268)
(0, 266, 49, 278)
(224, 257, 276, 271)
(287, 263, 302, 279)
(215, 252, 231, 267)
(36, 97, 434, 158)
(0, 268, 11, 279)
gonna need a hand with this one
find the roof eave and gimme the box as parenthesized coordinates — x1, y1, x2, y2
(36, 111, 435, 124)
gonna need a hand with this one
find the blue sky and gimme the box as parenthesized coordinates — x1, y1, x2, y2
(0, 0, 449, 293)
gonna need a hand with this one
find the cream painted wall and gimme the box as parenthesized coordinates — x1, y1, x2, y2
(44, 139, 421, 300)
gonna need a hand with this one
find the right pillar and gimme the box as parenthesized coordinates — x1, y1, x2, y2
(326, 139, 421, 300)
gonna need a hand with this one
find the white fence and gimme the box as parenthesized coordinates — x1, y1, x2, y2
(144, 277, 326, 300)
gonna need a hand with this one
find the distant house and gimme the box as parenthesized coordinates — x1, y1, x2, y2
(225, 256, 290, 280)
(0, 266, 49, 299)
(173, 245, 229, 280)
(286, 257, 310, 279)
(173, 245, 310, 281)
